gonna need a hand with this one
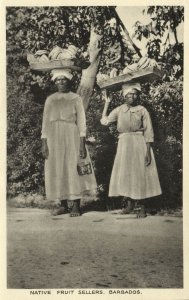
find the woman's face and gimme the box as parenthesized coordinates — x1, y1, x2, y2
(55, 76, 71, 93)
(124, 89, 139, 106)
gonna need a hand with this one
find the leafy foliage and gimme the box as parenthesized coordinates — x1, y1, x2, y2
(134, 6, 184, 39)
(133, 6, 184, 80)
(7, 75, 44, 196)
(140, 80, 183, 208)
(145, 6, 184, 36)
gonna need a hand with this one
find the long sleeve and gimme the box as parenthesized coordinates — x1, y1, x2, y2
(143, 108, 154, 143)
(75, 97, 87, 137)
(41, 97, 52, 139)
(100, 106, 120, 126)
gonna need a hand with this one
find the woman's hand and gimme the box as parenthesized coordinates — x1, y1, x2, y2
(42, 139, 49, 159)
(102, 89, 112, 103)
(80, 137, 87, 159)
(80, 145, 87, 159)
(145, 150, 151, 166)
(145, 143, 151, 166)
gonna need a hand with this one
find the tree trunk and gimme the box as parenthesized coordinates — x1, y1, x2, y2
(77, 7, 141, 111)
(77, 27, 102, 111)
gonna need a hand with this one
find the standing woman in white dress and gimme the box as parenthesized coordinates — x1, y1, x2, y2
(100, 82, 162, 217)
(41, 69, 97, 216)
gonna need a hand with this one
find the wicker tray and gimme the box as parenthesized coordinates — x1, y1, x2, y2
(30, 59, 82, 72)
(98, 67, 163, 90)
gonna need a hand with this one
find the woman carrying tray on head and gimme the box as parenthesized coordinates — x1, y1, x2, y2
(41, 68, 97, 216)
(100, 82, 162, 217)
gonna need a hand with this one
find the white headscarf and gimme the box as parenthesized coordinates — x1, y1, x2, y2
(122, 82, 141, 97)
(51, 69, 73, 81)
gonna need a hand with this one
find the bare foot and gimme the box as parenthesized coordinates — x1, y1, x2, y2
(136, 205, 147, 218)
(70, 200, 81, 217)
(121, 199, 135, 214)
(120, 207, 132, 214)
(51, 207, 68, 216)
(137, 211, 147, 218)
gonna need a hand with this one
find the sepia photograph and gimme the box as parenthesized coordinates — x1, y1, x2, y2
(1, 1, 189, 299)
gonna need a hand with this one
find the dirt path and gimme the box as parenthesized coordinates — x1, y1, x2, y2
(7, 208, 183, 289)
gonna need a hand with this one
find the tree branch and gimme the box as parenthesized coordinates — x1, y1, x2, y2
(112, 9, 142, 58)
(173, 28, 178, 44)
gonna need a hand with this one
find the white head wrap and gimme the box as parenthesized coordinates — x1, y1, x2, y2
(122, 82, 141, 97)
(51, 69, 73, 81)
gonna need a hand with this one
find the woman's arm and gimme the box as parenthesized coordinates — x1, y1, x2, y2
(41, 97, 51, 159)
(42, 138, 49, 159)
(101, 90, 111, 117)
(143, 108, 154, 166)
(79, 137, 87, 159)
(100, 90, 118, 125)
(143, 108, 154, 143)
(41, 97, 51, 139)
(75, 97, 87, 159)
(145, 142, 151, 166)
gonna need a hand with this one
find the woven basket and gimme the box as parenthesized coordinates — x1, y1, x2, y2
(30, 59, 82, 72)
(98, 67, 163, 91)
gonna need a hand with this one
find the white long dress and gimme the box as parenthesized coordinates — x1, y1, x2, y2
(41, 91, 97, 201)
(101, 104, 162, 200)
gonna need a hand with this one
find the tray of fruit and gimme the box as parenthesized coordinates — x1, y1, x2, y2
(98, 67, 163, 90)
(27, 46, 88, 72)
(30, 59, 81, 71)
(97, 57, 163, 90)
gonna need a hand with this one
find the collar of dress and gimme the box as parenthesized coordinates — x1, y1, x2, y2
(55, 91, 78, 100)
(122, 104, 143, 113)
